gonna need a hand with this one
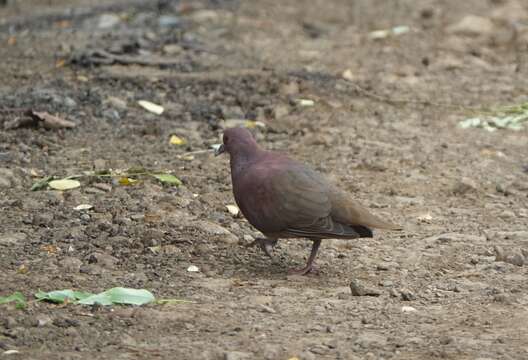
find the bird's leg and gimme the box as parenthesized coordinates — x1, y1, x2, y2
(288, 239, 321, 275)
(245, 237, 278, 258)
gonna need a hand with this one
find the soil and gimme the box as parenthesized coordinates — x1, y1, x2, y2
(1, 0, 528, 359)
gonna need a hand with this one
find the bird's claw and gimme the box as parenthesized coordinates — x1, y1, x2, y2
(287, 264, 318, 276)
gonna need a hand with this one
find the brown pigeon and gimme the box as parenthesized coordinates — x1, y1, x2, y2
(215, 127, 401, 275)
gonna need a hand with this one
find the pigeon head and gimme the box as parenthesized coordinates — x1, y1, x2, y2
(215, 127, 260, 158)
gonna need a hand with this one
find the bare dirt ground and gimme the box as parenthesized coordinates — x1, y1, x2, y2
(1, 0, 528, 359)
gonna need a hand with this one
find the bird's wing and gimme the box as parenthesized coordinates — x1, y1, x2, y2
(235, 161, 332, 235)
(248, 163, 367, 239)
(268, 164, 332, 229)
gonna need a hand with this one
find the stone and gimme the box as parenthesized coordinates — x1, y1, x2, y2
(273, 104, 290, 119)
(350, 280, 382, 296)
(452, 177, 478, 195)
(401, 306, 417, 313)
(505, 253, 525, 267)
(258, 304, 276, 314)
(102, 109, 120, 121)
(196, 221, 238, 244)
(494, 246, 506, 261)
(491, 1, 528, 23)
(96, 14, 121, 29)
(35, 315, 52, 327)
(163, 44, 183, 55)
(0, 168, 15, 188)
(86, 252, 118, 269)
(400, 289, 416, 301)
(93, 159, 107, 171)
(262, 344, 281, 360)
(158, 15, 181, 28)
(280, 81, 299, 96)
(105, 96, 127, 110)
(447, 15, 495, 37)
(33, 213, 53, 226)
(61, 257, 83, 272)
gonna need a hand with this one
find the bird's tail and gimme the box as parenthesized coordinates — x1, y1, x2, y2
(329, 190, 402, 231)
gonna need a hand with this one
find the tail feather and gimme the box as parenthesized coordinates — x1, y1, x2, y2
(329, 190, 402, 231)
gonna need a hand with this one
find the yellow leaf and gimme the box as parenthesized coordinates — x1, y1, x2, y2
(7, 36, 16, 46)
(118, 177, 137, 186)
(244, 120, 257, 128)
(170, 135, 187, 145)
(55, 58, 66, 68)
(18, 264, 29, 274)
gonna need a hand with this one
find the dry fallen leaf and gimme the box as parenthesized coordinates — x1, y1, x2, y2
(18, 264, 29, 274)
(48, 179, 81, 190)
(74, 204, 93, 211)
(118, 177, 138, 186)
(169, 135, 187, 145)
(41, 245, 59, 255)
(138, 100, 164, 115)
(295, 99, 315, 107)
(54, 20, 71, 28)
(31, 111, 76, 129)
(221, 119, 266, 129)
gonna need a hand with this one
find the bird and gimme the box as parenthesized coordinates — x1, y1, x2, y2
(215, 127, 401, 275)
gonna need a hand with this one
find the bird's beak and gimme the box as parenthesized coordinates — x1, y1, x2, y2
(214, 144, 225, 156)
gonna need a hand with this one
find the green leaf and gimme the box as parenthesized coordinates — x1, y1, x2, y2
(127, 166, 147, 175)
(94, 169, 111, 176)
(152, 173, 182, 186)
(35, 290, 93, 304)
(31, 176, 54, 191)
(0, 292, 27, 309)
(78, 288, 155, 306)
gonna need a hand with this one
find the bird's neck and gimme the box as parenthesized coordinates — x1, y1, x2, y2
(230, 147, 264, 178)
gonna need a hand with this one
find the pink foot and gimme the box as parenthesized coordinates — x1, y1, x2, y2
(287, 263, 319, 276)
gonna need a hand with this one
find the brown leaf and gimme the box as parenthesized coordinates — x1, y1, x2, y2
(31, 111, 76, 129)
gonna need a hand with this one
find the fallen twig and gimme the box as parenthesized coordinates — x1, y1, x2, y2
(72, 49, 187, 67)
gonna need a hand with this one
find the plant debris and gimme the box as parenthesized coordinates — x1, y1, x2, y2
(138, 100, 164, 115)
(459, 102, 528, 131)
(0, 292, 27, 309)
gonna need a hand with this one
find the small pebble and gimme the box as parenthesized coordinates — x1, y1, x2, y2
(401, 306, 417, 313)
(350, 280, 382, 296)
(400, 289, 416, 301)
